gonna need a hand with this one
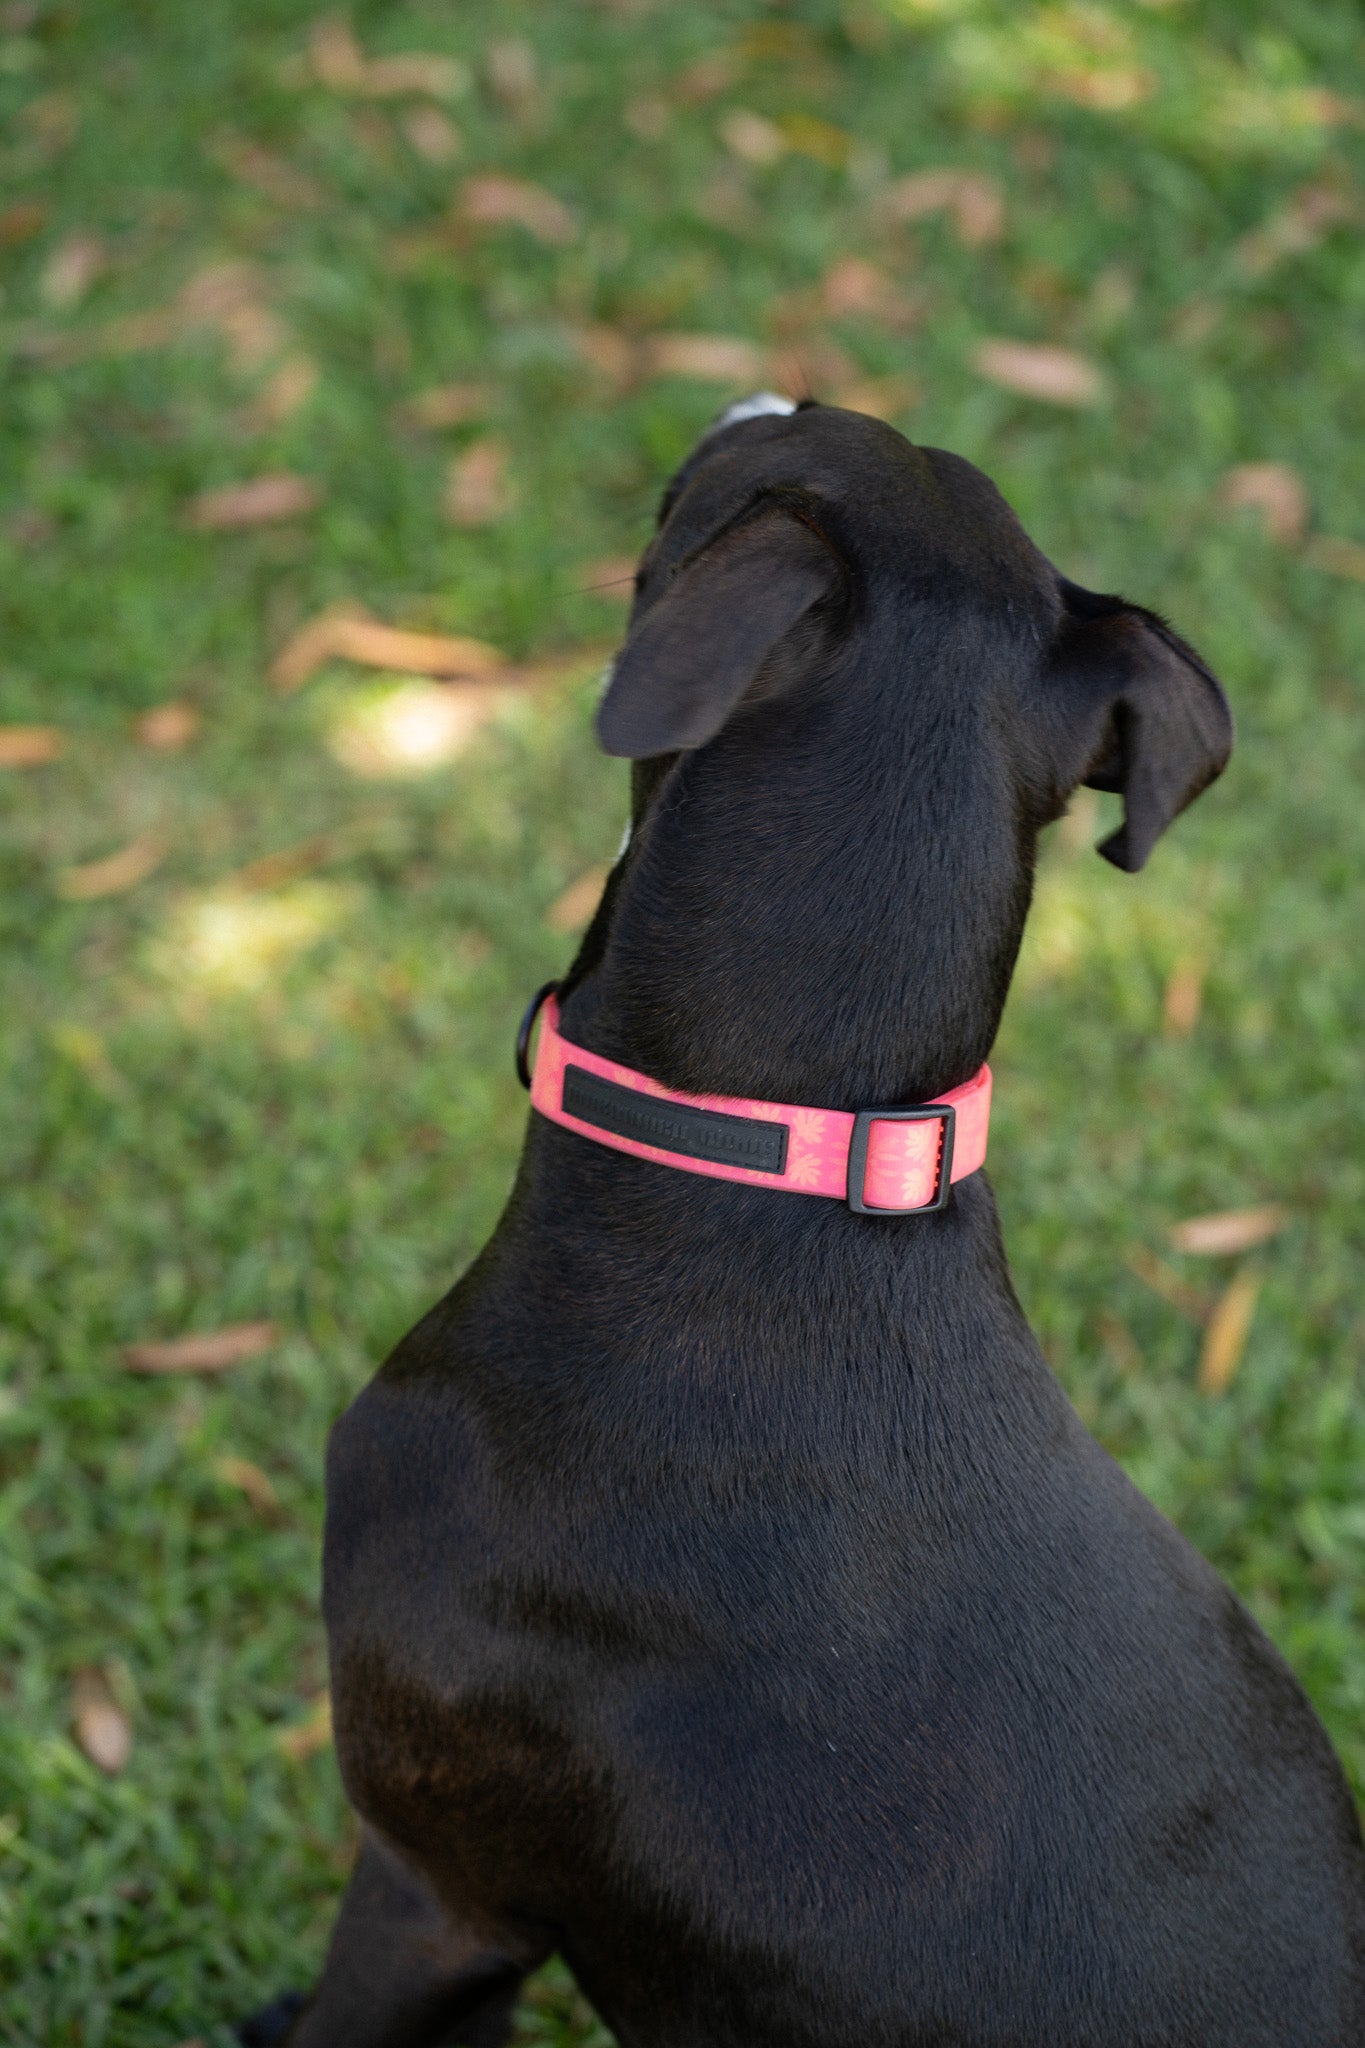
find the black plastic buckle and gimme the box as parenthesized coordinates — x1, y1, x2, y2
(846, 1103, 956, 1216)
(515, 981, 560, 1090)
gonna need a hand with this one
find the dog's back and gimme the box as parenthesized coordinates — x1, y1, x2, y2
(323, 1151, 1364, 2047)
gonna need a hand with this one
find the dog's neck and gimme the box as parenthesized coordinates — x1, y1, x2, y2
(497, 636, 1050, 1404)
(562, 657, 1035, 1114)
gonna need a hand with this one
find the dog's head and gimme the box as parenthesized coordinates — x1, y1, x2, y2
(600, 397, 1231, 876)
(576, 400, 1231, 1099)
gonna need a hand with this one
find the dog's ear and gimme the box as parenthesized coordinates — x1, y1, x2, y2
(596, 506, 839, 759)
(1047, 590, 1233, 872)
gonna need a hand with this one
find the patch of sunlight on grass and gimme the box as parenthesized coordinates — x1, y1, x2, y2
(1209, 78, 1348, 143)
(148, 881, 360, 998)
(882, 0, 982, 20)
(1015, 861, 1213, 999)
(325, 674, 513, 779)
(916, 0, 1353, 154)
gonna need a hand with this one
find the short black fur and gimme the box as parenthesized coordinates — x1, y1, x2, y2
(241, 407, 1362, 2048)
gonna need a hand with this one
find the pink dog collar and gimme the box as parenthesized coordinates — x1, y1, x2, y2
(518, 986, 991, 1216)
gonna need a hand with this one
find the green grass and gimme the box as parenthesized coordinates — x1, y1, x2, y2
(1, 1, 1362, 2040)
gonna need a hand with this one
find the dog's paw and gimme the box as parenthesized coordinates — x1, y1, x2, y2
(236, 1990, 309, 2047)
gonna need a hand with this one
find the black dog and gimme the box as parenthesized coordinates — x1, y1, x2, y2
(244, 402, 1365, 2047)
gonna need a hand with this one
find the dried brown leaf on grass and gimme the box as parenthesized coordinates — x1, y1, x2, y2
(227, 834, 340, 891)
(769, 336, 855, 397)
(719, 108, 784, 167)
(213, 1454, 282, 1518)
(187, 473, 321, 530)
(135, 701, 200, 751)
(444, 438, 513, 525)
(1198, 1269, 1261, 1394)
(1125, 1246, 1212, 1325)
(211, 135, 325, 209)
(308, 14, 367, 87)
(674, 51, 737, 103)
(71, 1668, 133, 1775)
(331, 617, 504, 677)
(365, 53, 469, 98)
(57, 835, 167, 901)
(1303, 535, 1365, 583)
(241, 355, 319, 433)
(882, 168, 1005, 246)
(402, 105, 461, 163)
(269, 603, 505, 692)
(64, 262, 288, 370)
(278, 1690, 333, 1761)
(1219, 463, 1309, 546)
(460, 174, 574, 245)
(0, 199, 48, 247)
(973, 339, 1104, 407)
(830, 375, 921, 422)
(1098, 1311, 1144, 1378)
(0, 725, 64, 767)
(308, 17, 468, 99)
(820, 256, 900, 321)
(173, 262, 285, 372)
(51, 260, 286, 373)
(641, 333, 768, 383)
(20, 90, 81, 155)
(270, 601, 373, 692)
(398, 381, 494, 430)
(178, 262, 277, 336)
(1161, 957, 1204, 1038)
(40, 232, 107, 309)
(762, 267, 922, 366)
(1050, 64, 1155, 113)
(1170, 1206, 1287, 1256)
(5, 507, 57, 548)
(122, 1321, 279, 1374)
(487, 37, 540, 121)
(547, 865, 611, 933)
(570, 324, 637, 385)
(1015, 262, 1075, 314)
(1236, 183, 1358, 278)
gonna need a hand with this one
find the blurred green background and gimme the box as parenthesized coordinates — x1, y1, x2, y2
(1, 1, 1362, 2040)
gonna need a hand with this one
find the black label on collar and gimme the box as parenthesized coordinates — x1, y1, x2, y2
(560, 1065, 789, 1176)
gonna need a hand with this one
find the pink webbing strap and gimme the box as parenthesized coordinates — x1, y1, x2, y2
(526, 992, 990, 1215)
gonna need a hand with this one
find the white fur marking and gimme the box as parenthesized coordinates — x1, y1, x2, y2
(712, 391, 797, 432)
